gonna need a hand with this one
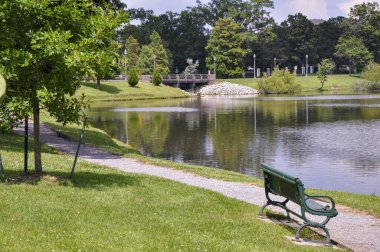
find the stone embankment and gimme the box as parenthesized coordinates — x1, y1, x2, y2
(198, 82, 259, 95)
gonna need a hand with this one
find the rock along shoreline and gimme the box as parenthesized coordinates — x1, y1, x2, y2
(198, 82, 259, 95)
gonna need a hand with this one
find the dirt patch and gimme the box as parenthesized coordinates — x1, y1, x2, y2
(5, 174, 64, 185)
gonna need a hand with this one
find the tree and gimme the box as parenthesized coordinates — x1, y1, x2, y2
(278, 13, 317, 68)
(138, 45, 155, 74)
(317, 59, 335, 91)
(335, 36, 374, 75)
(195, 0, 274, 32)
(128, 68, 139, 86)
(125, 36, 141, 72)
(0, 0, 126, 173)
(346, 2, 380, 62)
(152, 69, 162, 86)
(206, 18, 249, 78)
(315, 17, 346, 62)
(149, 31, 170, 75)
(86, 5, 125, 89)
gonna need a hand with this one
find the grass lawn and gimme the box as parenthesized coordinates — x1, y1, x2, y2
(0, 133, 334, 251)
(218, 74, 365, 92)
(42, 114, 380, 219)
(78, 81, 189, 101)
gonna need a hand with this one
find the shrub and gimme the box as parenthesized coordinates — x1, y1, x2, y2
(362, 61, 380, 83)
(152, 69, 162, 86)
(128, 68, 139, 87)
(258, 67, 301, 94)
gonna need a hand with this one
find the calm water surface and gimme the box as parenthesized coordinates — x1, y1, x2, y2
(88, 95, 380, 195)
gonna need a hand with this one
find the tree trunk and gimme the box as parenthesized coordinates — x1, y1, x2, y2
(349, 58, 352, 76)
(96, 77, 101, 89)
(32, 81, 42, 173)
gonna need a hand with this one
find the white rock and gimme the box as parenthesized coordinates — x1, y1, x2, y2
(198, 82, 259, 95)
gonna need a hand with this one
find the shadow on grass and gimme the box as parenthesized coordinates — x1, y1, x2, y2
(265, 211, 326, 241)
(0, 133, 59, 155)
(2, 171, 141, 189)
(82, 82, 122, 94)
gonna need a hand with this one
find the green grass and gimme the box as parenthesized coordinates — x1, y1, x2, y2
(42, 115, 380, 219)
(219, 74, 365, 92)
(78, 81, 189, 101)
(307, 189, 380, 218)
(0, 133, 334, 251)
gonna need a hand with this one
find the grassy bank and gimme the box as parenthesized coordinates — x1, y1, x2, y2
(42, 116, 380, 219)
(0, 133, 334, 251)
(219, 74, 365, 92)
(78, 81, 189, 101)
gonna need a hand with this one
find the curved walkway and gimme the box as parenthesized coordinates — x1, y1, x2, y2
(15, 123, 380, 252)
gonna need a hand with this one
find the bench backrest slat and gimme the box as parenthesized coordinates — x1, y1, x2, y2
(261, 163, 304, 205)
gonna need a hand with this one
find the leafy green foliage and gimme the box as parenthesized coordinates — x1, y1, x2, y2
(152, 69, 162, 86)
(346, 2, 380, 62)
(206, 18, 249, 78)
(0, 0, 126, 172)
(258, 68, 301, 94)
(127, 68, 139, 87)
(149, 31, 170, 75)
(363, 61, 380, 82)
(137, 45, 154, 74)
(335, 36, 374, 73)
(317, 59, 335, 91)
(125, 36, 141, 72)
(278, 13, 317, 67)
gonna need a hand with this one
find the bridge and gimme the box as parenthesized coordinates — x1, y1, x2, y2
(141, 74, 216, 91)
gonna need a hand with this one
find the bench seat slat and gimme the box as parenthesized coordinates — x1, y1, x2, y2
(305, 198, 327, 211)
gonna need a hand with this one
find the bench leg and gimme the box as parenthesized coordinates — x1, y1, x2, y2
(296, 223, 331, 244)
(259, 202, 269, 217)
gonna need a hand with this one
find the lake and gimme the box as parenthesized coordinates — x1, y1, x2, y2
(88, 94, 380, 195)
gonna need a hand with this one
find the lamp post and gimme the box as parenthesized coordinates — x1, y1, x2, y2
(306, 54, 309, 77)
(153, 54, 156, 70)
(213, 56, 216, 79)
(274, 57, 277, 68)
(253, 54, 256, 79)
(124, 49, 127, 81)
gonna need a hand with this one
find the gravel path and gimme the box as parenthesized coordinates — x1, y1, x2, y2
(15, 123, 380, 251)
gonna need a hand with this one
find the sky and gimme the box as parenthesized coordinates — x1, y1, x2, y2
(123, 0, 380, 22)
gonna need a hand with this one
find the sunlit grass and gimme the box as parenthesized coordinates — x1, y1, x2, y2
(0, 133, 334, 251)
(78, 81, 189, 101)
(218, 74, 365, 92)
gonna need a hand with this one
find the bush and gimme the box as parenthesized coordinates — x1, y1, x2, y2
(352, 81, 380, 91)
(363, 61, 380, 82)
(128, 68, 139, 87)
(152, 69, 162, 86)
(258, 68, 301, 94)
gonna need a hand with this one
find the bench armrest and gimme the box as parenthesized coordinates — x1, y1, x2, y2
(304, 194, 336, 210)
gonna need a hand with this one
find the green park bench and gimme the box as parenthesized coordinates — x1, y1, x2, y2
(259, 163, 338, 243)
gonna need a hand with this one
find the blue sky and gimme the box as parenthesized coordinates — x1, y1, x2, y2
(123, 0, 380, 22)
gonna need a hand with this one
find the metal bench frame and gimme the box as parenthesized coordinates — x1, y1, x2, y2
(259, 163, 338, 243)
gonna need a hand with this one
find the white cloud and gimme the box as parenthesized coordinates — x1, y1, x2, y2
(289, 0, 329, 19)
(337, 0, 380, 16)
